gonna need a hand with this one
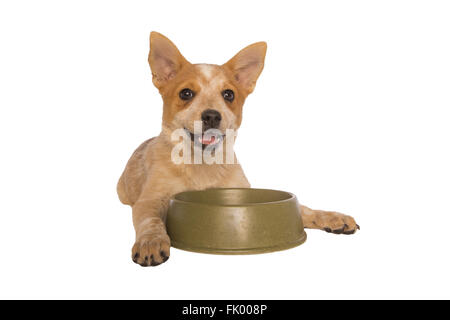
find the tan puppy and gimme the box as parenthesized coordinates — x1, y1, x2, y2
(117, 32, 359, 267)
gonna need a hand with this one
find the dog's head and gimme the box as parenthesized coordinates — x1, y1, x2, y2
(149, 32, 266, 147)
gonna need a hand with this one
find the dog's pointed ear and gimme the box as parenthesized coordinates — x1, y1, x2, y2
(223, 42, 267, 94)
(148, 32, 189, 89)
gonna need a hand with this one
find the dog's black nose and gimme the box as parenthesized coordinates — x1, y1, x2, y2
(201, 109, 222, 129)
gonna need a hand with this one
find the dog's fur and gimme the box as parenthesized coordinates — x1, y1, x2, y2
(117, 32, 359, 267)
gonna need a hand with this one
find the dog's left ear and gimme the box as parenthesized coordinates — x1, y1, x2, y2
(148, 32, 190, 90)
(223, 42, 267, 94)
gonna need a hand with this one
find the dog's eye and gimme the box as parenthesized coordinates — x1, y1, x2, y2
(179, 88, 195, 100)
(222, 89, 234, 102)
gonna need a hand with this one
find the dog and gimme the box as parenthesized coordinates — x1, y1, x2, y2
(117, 32, 359, 267)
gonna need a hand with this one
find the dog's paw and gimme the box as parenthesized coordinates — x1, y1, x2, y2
(132, 233, 171, 267)
(315, 212, 360, 235)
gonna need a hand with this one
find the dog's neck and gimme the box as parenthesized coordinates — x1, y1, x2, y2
(154, 131, 238, 187)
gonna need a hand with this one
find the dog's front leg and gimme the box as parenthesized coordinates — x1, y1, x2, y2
(131, 193, 171, 267)
(300, 205, 360, 235)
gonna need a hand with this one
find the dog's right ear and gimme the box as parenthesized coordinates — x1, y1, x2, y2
(148, 32, 189, 90)
(223, 41, 267, 95)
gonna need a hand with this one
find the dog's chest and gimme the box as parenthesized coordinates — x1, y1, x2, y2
(183, 164, 230, 190)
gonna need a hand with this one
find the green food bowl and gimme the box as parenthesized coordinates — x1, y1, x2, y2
(166, 188, 307, 254)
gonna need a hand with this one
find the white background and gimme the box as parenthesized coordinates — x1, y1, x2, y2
(1, 0, 449, 299)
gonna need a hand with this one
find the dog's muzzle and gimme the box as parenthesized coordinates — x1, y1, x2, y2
(184, 128, 224, 147)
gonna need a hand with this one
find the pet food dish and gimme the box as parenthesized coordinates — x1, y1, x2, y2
(166, 188, 307, 254)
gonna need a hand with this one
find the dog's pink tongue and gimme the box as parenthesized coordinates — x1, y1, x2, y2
(202, 136, 216, 145)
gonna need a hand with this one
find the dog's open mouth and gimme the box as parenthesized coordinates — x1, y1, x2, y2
(184, 128, 224, 147)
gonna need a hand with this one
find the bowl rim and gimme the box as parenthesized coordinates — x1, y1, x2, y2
(170, 187, 297, 208)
